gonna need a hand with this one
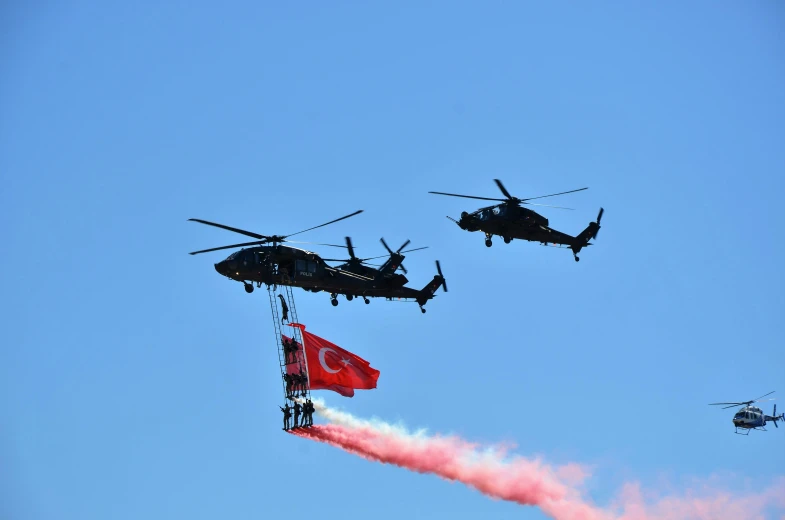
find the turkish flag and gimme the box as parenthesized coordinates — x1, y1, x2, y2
(284, 323, 379, 397)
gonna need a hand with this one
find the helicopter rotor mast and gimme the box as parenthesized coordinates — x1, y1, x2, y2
(187, 210, 364, 255)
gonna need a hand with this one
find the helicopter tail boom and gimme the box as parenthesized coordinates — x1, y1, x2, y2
(415, 261, 448, 306)
(571, 207, 604, 253)
(766, 404, 784, 428)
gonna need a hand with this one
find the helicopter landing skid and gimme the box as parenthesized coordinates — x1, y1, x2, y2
(735, 426, 766, 435)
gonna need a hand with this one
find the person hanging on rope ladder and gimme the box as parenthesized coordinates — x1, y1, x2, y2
(277, 294, 289, 323)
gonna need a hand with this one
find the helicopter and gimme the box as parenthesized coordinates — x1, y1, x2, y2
(709, 391, 785, 435)
(188, 211, 448, 313)
(429, 179, 604, 262)
(323, 236, 429, 282)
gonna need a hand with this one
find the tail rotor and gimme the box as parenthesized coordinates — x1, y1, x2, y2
(592, 207, 604, 240)
(435, 260, 448, 292)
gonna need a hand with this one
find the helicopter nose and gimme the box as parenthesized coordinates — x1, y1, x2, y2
(215, 261, 228, 276)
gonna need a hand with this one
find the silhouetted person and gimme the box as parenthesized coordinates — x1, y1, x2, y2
(304, 399, 314, 427)
(280, 403, 291, 430)
(298, 370, 308, 396)
(278, 294, 289, 323)
(282, 338, 293, 364)
(283, 373, 293, 396)
(293, 401, 302, 428)
(290, 340, 300, 363)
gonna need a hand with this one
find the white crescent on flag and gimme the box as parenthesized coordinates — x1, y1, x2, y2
(318, 347, 342, 374)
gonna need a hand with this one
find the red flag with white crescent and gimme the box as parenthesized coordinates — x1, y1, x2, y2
(283, 323, 379, 397)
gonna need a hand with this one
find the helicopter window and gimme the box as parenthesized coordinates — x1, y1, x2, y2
(307, 261, 317, 273)
(296, 259, 307, 272)
(227, 251, 239, 260)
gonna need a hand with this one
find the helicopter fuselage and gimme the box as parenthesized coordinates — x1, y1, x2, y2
(212, 244, 442, 308)
(457, 203, 549, 235)
(732, 405, 765, 429)
(454, 202, 601, 256)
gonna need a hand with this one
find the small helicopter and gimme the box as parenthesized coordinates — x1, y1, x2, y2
(188, 211, 447, 313)
(429, 179, 604, 262)
(709, 391, 785, 435)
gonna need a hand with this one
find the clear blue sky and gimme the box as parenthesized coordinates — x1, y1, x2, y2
(2, 2, 784, 519)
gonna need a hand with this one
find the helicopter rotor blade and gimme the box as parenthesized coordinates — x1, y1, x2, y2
(399, 263, 408, 274)
(397, 239, 411, 253)
(189, 240, 265, 255)
(283, 210, 364, 239)
(752, 391, 775, 402)
(284, 240, 350, 249)
(380, 237, 393, 255)
(519, 187, 589, 202)
(436, 260, 447, 292)
(345, 237, 357, 259)
(356, 253, 390, 262)
(357, 247, 428, 263)
(188, 219, 269, 240)
(592, 207, 604, 240)
(428, 191, 506, 202)
(493, 179, 514, 200)
(522, 203, 575, 210)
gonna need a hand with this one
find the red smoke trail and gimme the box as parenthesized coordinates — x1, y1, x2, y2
(293, 424, 608, 519)
(290, 402, 785, 520)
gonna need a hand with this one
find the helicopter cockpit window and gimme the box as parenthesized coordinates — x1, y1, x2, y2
(227, 251, 239, 260)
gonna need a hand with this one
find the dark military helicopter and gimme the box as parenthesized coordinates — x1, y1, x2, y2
(429, 179, 604, 262)
(188, 211, 447, 313)
(709, 391, 785, 435)
(323, 236, 428, 280)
